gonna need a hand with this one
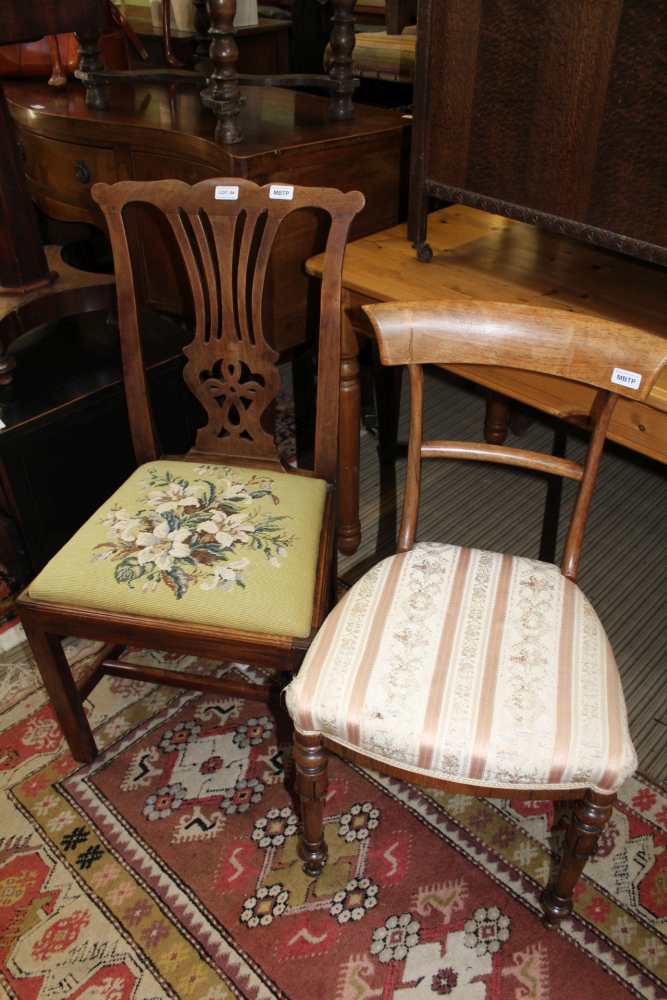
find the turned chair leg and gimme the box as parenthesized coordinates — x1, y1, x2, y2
(542, 789, 615, 926)
(21, 619, 98, 764)
(293, 730, 329, 876)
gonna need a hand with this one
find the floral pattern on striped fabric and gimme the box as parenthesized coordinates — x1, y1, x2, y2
(286, 543, 637, 794)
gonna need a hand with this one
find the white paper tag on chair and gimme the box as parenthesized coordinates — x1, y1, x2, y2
(269, 184, 294, 200)
(611, 367, 642, 390)
(215, 185, 239, 200)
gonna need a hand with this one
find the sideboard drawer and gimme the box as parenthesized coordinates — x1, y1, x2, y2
(18, 130, 116, 212)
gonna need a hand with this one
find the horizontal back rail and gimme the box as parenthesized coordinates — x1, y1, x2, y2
(420, 441, 584, 480)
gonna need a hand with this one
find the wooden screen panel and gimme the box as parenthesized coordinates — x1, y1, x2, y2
(417, 0, 667, 264)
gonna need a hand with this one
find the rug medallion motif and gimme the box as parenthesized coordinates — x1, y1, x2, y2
(0, 642, 665, 998)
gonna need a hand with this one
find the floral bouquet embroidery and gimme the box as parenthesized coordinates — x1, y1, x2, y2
(93, 466, 294, 599)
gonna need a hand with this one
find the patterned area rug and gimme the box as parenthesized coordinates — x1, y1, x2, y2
(0, 638, 665, 999)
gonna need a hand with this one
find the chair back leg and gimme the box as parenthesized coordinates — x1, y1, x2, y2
(293, 730, 329, 875)
(542, 788, 616, 925)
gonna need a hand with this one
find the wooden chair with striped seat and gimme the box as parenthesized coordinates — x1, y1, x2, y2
(285, 300, 667, 925)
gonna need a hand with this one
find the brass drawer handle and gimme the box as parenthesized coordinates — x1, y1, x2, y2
(75, 160, 92, 185)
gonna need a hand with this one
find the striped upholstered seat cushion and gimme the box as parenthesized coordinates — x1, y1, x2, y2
(285, 543, 637, 794)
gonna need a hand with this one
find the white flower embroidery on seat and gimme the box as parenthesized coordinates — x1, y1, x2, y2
(92, 467, 295, 600)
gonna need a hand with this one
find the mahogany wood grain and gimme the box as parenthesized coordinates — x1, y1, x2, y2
(542, 791, 616, 926)
(385, 0, 417, 34)
(84, 0, 359, 140)
(125, 7, 290, 77)
(294, 730, 330, 875)
(295, 732, 617, 925)
(0, 0, 106, 45)
(17, 178, 364, 764)
(482, 391, 509, 445)
(0, 3, 119, 385)
(101, 658, 274, 702)
(0, 87, 50, 293)
(337, 289, 363, 554)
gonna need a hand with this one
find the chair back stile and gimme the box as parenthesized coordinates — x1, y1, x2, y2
(364, 300, 667, 582)
(93, 178, 364, 480)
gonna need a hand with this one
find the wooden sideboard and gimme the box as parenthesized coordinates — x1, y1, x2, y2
(7, 79, 409, 353)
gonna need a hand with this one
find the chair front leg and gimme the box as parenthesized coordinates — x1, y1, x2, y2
(21, 619, 98, 764)
(293, 730, 329, 876)
(542, 789, 615, 926)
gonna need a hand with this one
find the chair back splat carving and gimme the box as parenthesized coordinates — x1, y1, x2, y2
(363, 300, 667, 581)
(92, 179, 364, 481)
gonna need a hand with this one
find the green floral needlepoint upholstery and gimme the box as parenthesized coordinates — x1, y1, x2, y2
(28, 461, 328, 638)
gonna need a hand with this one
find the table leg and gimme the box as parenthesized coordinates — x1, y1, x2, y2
(338, 297, 361, 555)
(201, 0, 243, 144)
(484, 391, 510, 444)
(328, 0, 358, 121)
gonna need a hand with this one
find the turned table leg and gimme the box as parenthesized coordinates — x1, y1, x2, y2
(193, 0, 211, 71)
(75, 30, 110, 111)
(201, 0, 243, 144)
(328, 0, 358, 120)
(338, 293, 362, 555)
(484, 391, 510, 444)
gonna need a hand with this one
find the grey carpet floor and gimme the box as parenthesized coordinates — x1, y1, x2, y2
(338, 368, 667, 785)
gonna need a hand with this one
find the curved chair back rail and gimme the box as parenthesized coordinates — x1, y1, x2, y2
(362, 299, 667, 403)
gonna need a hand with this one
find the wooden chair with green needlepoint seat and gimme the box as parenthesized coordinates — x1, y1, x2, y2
(17, 177, 364, 765)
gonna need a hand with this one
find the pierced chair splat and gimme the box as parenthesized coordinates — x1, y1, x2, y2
(285, 299, 667, 925)
(17, 177, 364, 765)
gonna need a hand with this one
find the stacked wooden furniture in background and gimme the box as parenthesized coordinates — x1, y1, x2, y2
(74, 0, 361, 143)
(7, 79, 408, 358)
(121, 4, 290, 76)
(309, 0, 667, 557)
